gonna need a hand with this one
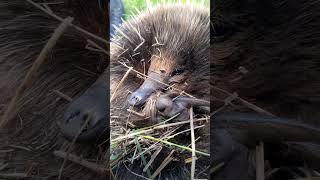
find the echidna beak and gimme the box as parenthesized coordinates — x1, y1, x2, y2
(128, 72, 164, 107)
(60, 74, 108, 143)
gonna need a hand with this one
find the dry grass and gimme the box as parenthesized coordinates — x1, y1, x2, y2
(212, 85, 320, 179)
(110, 60, 210, 179)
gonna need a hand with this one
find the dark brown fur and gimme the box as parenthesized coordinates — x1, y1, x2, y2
(0, 1, 108, 179)
(212, 0, 320, 122)
(212, 0, 320, 179)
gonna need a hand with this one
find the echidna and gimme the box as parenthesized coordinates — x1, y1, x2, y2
(110, 3, 210, 179)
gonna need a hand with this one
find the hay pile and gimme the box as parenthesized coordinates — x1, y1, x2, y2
(110, 64, 210, 179)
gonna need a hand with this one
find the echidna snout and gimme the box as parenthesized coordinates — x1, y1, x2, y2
(60, 74, 108, 142)
(128, 64, 169, 107)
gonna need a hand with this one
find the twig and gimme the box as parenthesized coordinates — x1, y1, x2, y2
(0, 17, 73, 129)
(0, 173, 44, 179)
(26, 0, 108, 44)
(210, 105, 226, 116)
(127, 109, 146, 118)
(165, 125, 204, 139)
(131, 125, 182, 161)
(58, 111, 93, 180)
(152, 37, 164, 46)
(54, 150, 106, 174)
(139, 113, 181, 131)
(212, 87, 274, 116)
(111, 67, 133, 102)
(134, 39, 145, 52)
(256, 141, 265, 180)
(210, 162, 225, 174)
(182, 137, 201, 154)
(111, 118, 208, 143)
(134, 135, 152, 178)
(240, 99, 274, 116)
(0, 149, 14, 153)
(123, 163, 151, 180)
(72, 64, 98, 76)
(143, 146, 163, 172)
(86, 39, 109, 55)
(8, 145, 32, 151)
(111, 129, 154, 143)
(0, 173, 28, 179)
(155, 117, 208, 130)
(0, 163, 8, 171)
(43, 4, 53, 13)
(52, 90, 72, 102)
(190, 107, 196, 180)
(185, 156, 199, 164)
(151, 150, 174, 179)
(140, 135, 210, 157)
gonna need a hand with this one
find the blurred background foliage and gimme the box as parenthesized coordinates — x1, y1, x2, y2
(122, 0, 210, 20)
